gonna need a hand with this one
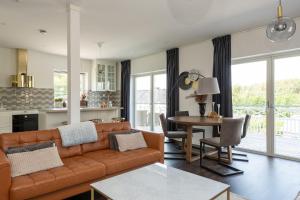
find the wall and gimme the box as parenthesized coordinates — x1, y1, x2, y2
(232, 17, 300, 59)
(0, 47, 16, 87)
(131, 51, 166, 75)
(0, 47, 93, 89)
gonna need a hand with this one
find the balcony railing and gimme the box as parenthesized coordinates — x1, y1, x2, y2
(234, 105, 300, 137)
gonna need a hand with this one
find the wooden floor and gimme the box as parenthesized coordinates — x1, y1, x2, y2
(69, 143, 300, 200)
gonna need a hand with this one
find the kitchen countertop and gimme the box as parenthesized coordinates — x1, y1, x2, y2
(41, 107, 123, 113)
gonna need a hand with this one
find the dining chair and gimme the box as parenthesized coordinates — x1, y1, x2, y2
(220, 114, 251, 162)
(159, 113, 187, 160)
(200, 117, 244, 176)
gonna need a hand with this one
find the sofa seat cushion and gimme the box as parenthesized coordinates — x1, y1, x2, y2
(83, 148, 161, 175)
(10, 156, 106, 200)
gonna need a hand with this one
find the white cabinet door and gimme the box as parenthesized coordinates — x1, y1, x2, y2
(96, 64, 106, 91)
(106, 65, 116, 91)
(96, 63, 117, 91)
(0, 112, 12, 133)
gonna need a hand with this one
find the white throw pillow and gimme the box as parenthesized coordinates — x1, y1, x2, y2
(8, 146, 64, 177)
(115, 132, 147, 152)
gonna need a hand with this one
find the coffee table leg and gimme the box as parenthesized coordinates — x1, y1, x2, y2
(186, 125, 193, 162)
(227, 188, 230, 200)
(91, 188, 94, 200)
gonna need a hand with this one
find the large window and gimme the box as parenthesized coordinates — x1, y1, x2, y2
(232, 52, 300, 160)
(54, 71, 88, 100)
(133, 72, 166, 132)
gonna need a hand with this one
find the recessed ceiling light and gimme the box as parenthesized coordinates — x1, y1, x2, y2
(39, 29, 47, 35)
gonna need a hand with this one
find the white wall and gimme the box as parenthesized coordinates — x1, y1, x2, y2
(131, 51, 166, 75)
(0, 47, 16, 87)
(0, 47, 93, 89)
(232, 17, 300, 59)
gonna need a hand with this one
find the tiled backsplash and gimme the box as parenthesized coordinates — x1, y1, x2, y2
(0, 87, 121, 110)
(0, 87, 54, 110)
(87, 90, 121, 107)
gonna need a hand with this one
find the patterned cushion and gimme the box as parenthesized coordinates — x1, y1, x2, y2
(7, 146, 64, 177)
(115, 132, 147, 152)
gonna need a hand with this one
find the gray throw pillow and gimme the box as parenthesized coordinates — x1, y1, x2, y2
(108, 129, 140, 150)
(6, 141, 55, 154)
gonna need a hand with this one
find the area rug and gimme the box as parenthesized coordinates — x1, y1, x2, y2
(216, 192, 248, 200)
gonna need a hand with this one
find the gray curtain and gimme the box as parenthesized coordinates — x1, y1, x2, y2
(121, 60, 131, 121)
(166, 48, 179, 131)
(212, 35, 233, 117)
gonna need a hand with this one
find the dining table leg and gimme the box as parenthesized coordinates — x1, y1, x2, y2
(186, 125, 193, 162)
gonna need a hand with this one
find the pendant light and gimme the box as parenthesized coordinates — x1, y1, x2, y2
(266, 0, 296, 42)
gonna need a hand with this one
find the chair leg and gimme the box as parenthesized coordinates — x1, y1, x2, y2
(217, 147, 221, 163)
(202, 131, 206, 152)
(200, 141, 203, 166)
(227, 146, 233, 164)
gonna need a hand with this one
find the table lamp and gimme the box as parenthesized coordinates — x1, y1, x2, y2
(195, 77, 220, 117)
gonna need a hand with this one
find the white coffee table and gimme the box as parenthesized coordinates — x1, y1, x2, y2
(91, 163, 230, 200)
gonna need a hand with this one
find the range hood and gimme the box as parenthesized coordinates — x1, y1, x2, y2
(10, 49, 34, 88)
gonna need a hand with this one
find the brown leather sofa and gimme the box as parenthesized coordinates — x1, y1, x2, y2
(0, 122, 164, 200)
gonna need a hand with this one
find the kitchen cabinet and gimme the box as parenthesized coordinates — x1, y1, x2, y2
(96, 63, 116, 91)
(0, 111, 12, 134)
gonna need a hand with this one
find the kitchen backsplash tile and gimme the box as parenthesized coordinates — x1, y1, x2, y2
(0, 87, 54, 110)
(87, 90, 120, 107)
(0, 87, 121, 110)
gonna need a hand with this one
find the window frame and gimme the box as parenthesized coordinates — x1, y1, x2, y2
(131, 70, 166, 131)
(53, 71, 88, 100)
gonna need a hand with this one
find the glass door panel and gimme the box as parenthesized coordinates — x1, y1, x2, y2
(232, 60, 267, 152)
(153, 74, 167, 132)
(135, 76, 152, 131)
(274, 56, 300, 158)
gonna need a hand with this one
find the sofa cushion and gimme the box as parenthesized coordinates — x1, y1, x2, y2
(10, 156, 106, 200)
(0, 129, 82, 159)
(115, 132, 147, 152)
(83, 148, 161, 175)
(8, 146, 63, 177)
(81, 122, 131, 153)
(5, 141, 55, 154)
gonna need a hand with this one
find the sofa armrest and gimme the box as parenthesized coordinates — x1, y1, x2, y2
(0, 150, 11, 200)
(142, 131, 164, 163)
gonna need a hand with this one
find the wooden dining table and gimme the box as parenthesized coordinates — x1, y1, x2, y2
(168, 116, 222, 163)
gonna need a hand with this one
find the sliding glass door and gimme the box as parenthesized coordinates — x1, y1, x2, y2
(232, 60, 268, 152)
(274, 56, 300, 158)
(133, 72, 166, 132)
(134, 75, 152, 131)
(232, 52, 300, 160)
(153, 74, 167, 131)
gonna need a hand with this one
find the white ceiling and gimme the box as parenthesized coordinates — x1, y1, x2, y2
(0, 0, 300, 60)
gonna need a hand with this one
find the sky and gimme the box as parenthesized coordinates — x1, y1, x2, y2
(232, 56, 300, 86)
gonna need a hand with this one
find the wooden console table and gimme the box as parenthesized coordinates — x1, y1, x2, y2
(168, 116, 222, 163)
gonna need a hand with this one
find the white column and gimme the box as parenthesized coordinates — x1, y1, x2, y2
(67, 3, 81, 124)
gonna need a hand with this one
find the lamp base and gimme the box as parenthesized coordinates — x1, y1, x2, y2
(198, 103, 206, 117)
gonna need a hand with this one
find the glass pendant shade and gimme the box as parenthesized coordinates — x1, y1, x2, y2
(266, 16, 296, 42)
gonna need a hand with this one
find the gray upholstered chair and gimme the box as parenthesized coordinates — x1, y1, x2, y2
(200, 117, 244, 167)
(231, 114, 251, 161)
(159, 113, 187, 159)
